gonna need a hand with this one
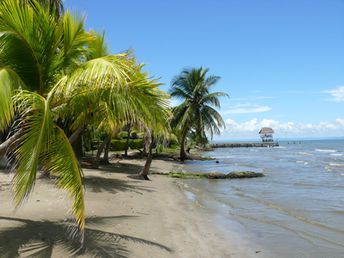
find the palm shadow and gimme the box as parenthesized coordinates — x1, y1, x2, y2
(84, 176, 155, 194)
(97, 163, 143, 175)
(0, 216, 172, 258)
(96, 162, 168, 177)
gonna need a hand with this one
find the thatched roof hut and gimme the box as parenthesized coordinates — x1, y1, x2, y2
(259, 127, 274, 134)
(259, 127, 274, 142)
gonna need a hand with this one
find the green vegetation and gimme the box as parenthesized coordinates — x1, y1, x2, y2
(170, 67, 228, 161)
(0, 0, 168, 232)
(110, 139, 143, 151)
(0, 0, 231, 238)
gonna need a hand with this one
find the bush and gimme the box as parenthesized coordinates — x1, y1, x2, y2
(110, 139, 127, 151)
(168, 138, 179, 147)
(129, 139, 144, 150)
(118, 131, 129, 139)
(110, 139, 143, 151)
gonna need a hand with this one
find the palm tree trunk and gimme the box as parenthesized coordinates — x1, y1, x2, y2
(72, 136, 83, 159)
(0, 130, 22, 157)
(95, 134, 111, 164)
(139, 134, 154, 180)
(143, 128, 150, 156)
(103, 135, 111, 164)
(179, 130, 189, 161)
(124, 123, 131, 157)
(69, 125, 86, 145)
(69, 121, 90, 159)
(95, 138, 107, 162)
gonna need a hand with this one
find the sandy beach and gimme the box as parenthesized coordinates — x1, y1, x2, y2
(0, 158, 266, 258)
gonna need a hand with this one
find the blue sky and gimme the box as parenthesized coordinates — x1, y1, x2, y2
(66, 0, 344, 139)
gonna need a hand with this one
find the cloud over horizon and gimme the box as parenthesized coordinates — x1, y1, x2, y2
(221, 118, 344, 139)
(324, 86, 344, 102)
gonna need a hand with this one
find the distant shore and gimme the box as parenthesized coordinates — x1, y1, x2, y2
(0, 158, 267, 257)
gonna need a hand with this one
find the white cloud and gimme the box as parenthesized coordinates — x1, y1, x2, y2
(223, 104, 272, 115)
(335, 118, 344, 126)
(222, 118, 344, 138)
(324, 86, 344, 102)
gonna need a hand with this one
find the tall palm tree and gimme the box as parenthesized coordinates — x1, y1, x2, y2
(0, 0, 168, 234)
(170, 67, 228, 161)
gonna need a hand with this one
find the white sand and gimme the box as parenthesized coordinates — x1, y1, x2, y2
(0, 159, 265, 257)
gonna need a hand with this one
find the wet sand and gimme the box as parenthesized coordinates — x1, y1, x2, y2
(0, 159, 264, 258)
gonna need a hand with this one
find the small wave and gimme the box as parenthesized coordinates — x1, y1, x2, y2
(184, 190, 196, 201)
(296, 160, 309, 165)
(329, 163, 344, 167)
(315, 149, 337, 153)
(215, 155, 233, 159)
(299, 152, 313, 156)
(274, 146, 286, 149)
(330, 153, 343, 157)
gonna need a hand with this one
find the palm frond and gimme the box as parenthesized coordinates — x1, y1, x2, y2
(43, 126, 85, 229)
(87, 30, 109, 60)
(0, 68, 24, 131)
(200, 91, 229, 108)
(10, 91, 84, 230)
(11, 91, 54, 205)
(0, 31, 41, 91)
(0, 0, 62, 93)
(59, 11, 92, 70)
(66, 54, 132, 94)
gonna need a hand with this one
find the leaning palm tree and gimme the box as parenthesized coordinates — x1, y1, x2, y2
(0, 0, 168, 235)
(170, 67, 228, 161)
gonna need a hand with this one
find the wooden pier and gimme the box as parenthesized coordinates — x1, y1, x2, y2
(210, 142, 279, 148)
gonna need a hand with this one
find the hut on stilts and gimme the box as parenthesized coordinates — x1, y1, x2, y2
(259, 127, 274, 143)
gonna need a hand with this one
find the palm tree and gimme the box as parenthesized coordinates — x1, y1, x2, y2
(170, 67, 228, 161)
(0, 0, 169, 234)
(21, 0, 64, 20)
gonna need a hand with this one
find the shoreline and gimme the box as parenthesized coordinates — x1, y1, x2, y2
(0, 158, 268, 257)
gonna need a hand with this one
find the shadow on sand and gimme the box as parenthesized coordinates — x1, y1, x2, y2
(97, 162, 163, 176)
(97, 163, 143, 175)
(0, 216, 172, 258)
(84, 176, 155, 194)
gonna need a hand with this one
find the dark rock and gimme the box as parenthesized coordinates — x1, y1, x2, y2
(227, 171, 264, 179)
(206, 173, 227, 179)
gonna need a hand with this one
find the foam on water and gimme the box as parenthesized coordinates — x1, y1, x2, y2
(330, 153, 343, 157)
(329, 162, 344, 167)
(299, 151, 313, 156)
(296, 160, 308, 165)
(273, 146, 286, 149)
(315, 149, 337, 153)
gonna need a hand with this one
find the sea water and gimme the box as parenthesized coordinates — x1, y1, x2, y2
(178, 139, 344, 258)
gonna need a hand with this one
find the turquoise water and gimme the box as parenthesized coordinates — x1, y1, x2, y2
(178, 140, 344, 258)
